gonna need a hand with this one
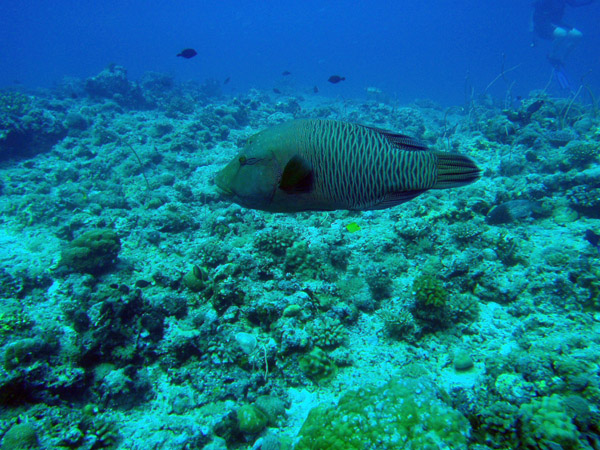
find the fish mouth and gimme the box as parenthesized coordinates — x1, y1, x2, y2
(214, 172, 234, 197)
(214, 183, 233, 197)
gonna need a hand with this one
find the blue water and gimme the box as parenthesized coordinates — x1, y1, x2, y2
(2, 0, 599, 105)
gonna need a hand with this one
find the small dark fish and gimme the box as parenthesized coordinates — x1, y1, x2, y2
(224, 77, 230, 85)
(585, 229, 600, 254)
(110, 283, 130, 294)
(273, 88, 282, 94)
(135, 279, 152, 288)
(282, 70, 291, 76)
(177, 48, 197, 59)
(313, 86, 319, 93)
(486, 199, 541, 225)
(510, 99, 545, 124)
(526, 100, 544, 114)
(328, 75, 345, 84)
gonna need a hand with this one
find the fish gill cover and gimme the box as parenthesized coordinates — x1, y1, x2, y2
(0, 1, 599, 450)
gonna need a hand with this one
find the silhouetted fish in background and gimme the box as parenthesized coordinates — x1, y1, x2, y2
(485, 200, 541, 224)
(282, 70, 291, 76)
(585, 230, 600, 254)
(313, 86, 319, 93)
(273, 88, 282, 94)
(215, 119, 480, 212)
(177, 48, 197, 59)
(519, 100, 544, 123)
(328, 75, 345, 84)
(526, 100, 544, 115)
(505, 99, 545, 125)
(224, 77, 230, 85)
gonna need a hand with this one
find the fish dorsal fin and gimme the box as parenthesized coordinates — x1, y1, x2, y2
(364, 125, 428, 151)
(280, 155, 314, 193)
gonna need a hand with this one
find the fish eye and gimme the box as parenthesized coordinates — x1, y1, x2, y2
(239, 155, 247, 165)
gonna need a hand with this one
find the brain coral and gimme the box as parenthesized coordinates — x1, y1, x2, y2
(60, 228, 121, 274)
(294, 378, 470, 450)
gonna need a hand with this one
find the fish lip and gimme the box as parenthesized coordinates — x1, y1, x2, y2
(214, 183, 233, 197)
(214, 172, 233, 197)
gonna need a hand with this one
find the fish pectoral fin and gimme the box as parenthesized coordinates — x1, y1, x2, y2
(367, 190, 427, 210)
(279, 155, 314, 193)
(364, 126, 429, 151)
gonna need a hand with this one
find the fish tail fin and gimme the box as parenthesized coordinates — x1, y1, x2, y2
(432, 152, 480, 189)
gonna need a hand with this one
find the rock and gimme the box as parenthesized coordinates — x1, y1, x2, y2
(453, 350, 474, 371)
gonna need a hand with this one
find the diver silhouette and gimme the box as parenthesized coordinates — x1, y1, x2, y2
(531, 0, 595, 90)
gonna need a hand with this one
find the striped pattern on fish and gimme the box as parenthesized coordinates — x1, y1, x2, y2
(293, 120, 437, 209)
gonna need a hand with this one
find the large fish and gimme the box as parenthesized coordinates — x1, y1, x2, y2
(214, 119, 480, 212)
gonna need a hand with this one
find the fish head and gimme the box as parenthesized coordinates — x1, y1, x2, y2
(214, 132, 284, 210)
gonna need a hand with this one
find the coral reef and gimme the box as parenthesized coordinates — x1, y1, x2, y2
(0, 69, 599, 450)
(0, 90, 67, 160)
(84, 64, 149, 109)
